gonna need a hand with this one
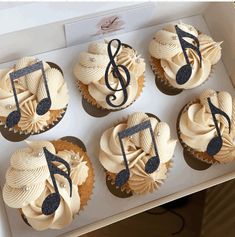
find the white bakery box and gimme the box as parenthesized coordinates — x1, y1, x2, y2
(0, 2, 234, 237)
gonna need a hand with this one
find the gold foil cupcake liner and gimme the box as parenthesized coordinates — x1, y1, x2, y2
(176, 99, 219, 164)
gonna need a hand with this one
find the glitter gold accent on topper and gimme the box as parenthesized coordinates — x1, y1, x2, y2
(42, 147, 72, 216)
(105, 39, 131, 108)
(6, 61, 51, 128)
(206, 97, 231, 156)
(115, 120, 160, 187)
(175, 25, 202, 85)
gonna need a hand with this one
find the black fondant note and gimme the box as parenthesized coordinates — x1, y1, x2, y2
(6, 61, 51, 128)
(175, 25, 202, 85)
(206, 97, 231, 156)
(105, 39, 131, 108)
(42, 147, 72, 216)
(116, 120, 160, 187)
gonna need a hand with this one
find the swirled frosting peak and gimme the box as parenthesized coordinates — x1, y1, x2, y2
(74, 41, 115, 85)
(3, 141, 53, 208)
(198, 34, 222, 65)
(0, 57, 69, 133)
(179, 89, 235, 163)
(149, 23, 222, 89)
(128, 156, 168, 194)
(99, 112, 176, 194)
(74, 40, 145, 109)
(3, 140, 89, 230)
(18, 99, 50, 134)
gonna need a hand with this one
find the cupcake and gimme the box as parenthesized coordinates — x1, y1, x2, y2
(99, 112, 177, 196)
(149, 23, 222, 95)
(74, 39, 145, 110)
(2, 139, 94, 231)
(0, 57, 69, 136)
(177, 89, 235, 164)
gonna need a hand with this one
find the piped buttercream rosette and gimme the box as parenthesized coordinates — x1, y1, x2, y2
(178, 89, 235, 164)
(74, 40, 145, 110)
(3, 140, 94, 231)
(0, 57, 69, 135)
(99, 112, 177, 195)
(149, 23, 222, 92)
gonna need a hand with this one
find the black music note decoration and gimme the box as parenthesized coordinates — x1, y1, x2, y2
(105, 39, 131, 108)
(116, 120, 160, 187)
(6, 61, 51, 128)
(175, 25, 202, 85)
(42, 147, 72, 216)
(206, 97, 231, 156)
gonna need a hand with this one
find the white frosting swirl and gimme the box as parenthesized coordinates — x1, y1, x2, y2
(57, 150, 89, 186)
(198, 34, 222, 65)
(18, 99, 50, 134)
(15, 57, 50, 94)
(3, 141, 54, 208)
(214, 133, 235, 163)
(37, 68, 68, 110)
(0, 57, 69, 133)
(128, 156, 168, 194)
(74, 42, 113, 85)
(3, 141, 89, 230)
(74, 41, 145, 109)
(179, 89, 235, 162)
(149, 23, 197, 60)
(21, 180, 80, 231)
(127, 113, 177, 163)
(99, 112, 176, 194)
(99, 123, 144, 173)
(88, 70, 139, 109)
(116, 47, 145, 78)
(0, 68, 31, 117)
(149, 23, 222, 89)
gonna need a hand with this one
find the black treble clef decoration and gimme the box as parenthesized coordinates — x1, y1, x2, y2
(175, 25, 202, 85)
(206, 97, 231, 156)
(105, 39, 131, 108)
